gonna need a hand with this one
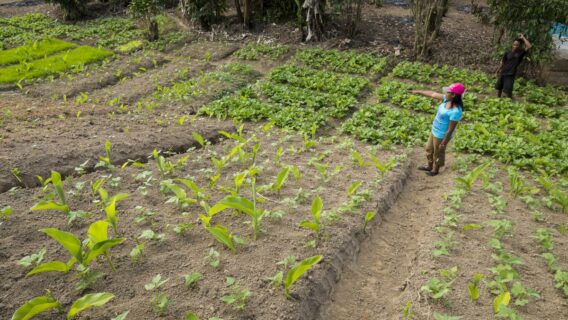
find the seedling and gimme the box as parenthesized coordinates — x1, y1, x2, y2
(11, 290, 114, 320)
(266, 271, 284, 288)
(145, 274, 171, 316)
(271, 166, 290, 196)
(221, 277, 251, 310)
(487, 219, 514, 239)
(350, 150, 365, 167)
(284, 255, 323, 298)
(18, 247, 46, 268)
(402, 302, 414, 318)
(554, 270, 568, 297)
(277, 255, 297, 269)
(363, 211, 377, 232)
(139, 229, 165, 242)
(467, 273, 484, 301)
(27, 221, 125, 282)
(299, 196, 323, 238)
(421, 277, 452, 300)
(365, 154, 395, 177)
(184, 272, 203, 289)
(510, 282, 540, 306)
(96, 140, 113, 169)
(192, 132, 206, 147)
(455, 162, 490, 191)
(550, 189, 568, 214)
(534, 228, 554, 252)
(206, 248, 221, 268)
(130, 240, 145, 263)
(209, 194, 265, 240)
(32, 171, 69, 214)
(0, 205, 12, 219)
(161, 180, 197, 209)
(507, 167, 534, 198)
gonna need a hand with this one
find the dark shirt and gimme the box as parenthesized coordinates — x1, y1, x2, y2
(501, 49, 526, 76)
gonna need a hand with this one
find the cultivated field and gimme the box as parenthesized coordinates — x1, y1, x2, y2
(1, 11, 567, 320)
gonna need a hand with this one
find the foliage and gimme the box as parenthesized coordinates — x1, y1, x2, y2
(180, 0, 226, 29)
(234, 43, 289, 60)
(0, 46, 112, 84)
(269, 64, 369, 96)
(295, 48, 388, 74)
(284, 255, 323, 298)
(0, 39, 75, 66)
(488, 0, 568, 66)
(341, 104, 429, 147)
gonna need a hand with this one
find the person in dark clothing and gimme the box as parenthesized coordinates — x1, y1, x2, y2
(495, 34, 532, 98)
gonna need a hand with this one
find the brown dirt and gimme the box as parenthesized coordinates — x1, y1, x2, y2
(318, 155, 568, 320)
(0, 125, 409, 320)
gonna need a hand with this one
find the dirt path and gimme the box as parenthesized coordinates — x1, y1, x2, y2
(318, 151, 457, 320)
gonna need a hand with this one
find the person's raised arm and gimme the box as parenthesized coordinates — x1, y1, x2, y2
(410, 90, 445, 100)
(520, 33, 532, 50)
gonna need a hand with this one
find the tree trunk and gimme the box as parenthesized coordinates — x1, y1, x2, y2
(235, 0, 244, 23)
(244, 0, 252, 29)
(148, 19, 159, 41)
(303, 0, 325, 41)
(412, 0, 446, 58)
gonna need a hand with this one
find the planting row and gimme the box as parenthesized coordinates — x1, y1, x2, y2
(0, 124, 405, 319)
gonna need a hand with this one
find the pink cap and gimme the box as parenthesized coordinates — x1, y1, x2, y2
(443, 83, 465, 95)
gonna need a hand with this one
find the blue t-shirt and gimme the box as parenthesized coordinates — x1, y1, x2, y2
(431, 99, 463, 139)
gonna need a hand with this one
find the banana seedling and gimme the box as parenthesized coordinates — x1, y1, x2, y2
(270, 166, 290, 196)
(31, 171, 88, 224)
(209, 194, 265, 240)
(365, 154, 395, 177)
(11, 290, 114, 320)
(101, 191, 129, 234)
(153, 149, 189, 177)
(299, 196, 323, 238)
(27, 221, 125, 286)
(96, 140, 113, 169)
(456, 162, 491, 191)
(284, 255, 323, 298)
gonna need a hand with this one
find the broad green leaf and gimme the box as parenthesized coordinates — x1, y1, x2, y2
(67, 292, 114, 319)
(299, 220, 319, 232)
(273, 167, 290, 191)
(311, 196, 323, 219)
(165, 183, 187, 200)
(206, 225, 235, 252)
(468, 283, 479, 301)
(176, 178, 204, 196)
(87, 220, 109, 246)
(1, 205, 13, 217)
(284, 255, 323, 297)
(31, 201, 69, 213)
(40, 228, 82, 263)
(98, 187, 109, 204)
(493, 291, 510, 314)
(84, 238, 126, 265)
(209, 196, 259, 218)
(26, 261, 70, 276)
(11, 294, 61, 320)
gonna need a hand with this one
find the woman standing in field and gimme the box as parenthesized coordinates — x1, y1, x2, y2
(411, 83, 465, 176)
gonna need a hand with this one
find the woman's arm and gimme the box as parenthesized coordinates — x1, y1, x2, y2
(440, 121, 458, 149)
(411, 90, 445, 100)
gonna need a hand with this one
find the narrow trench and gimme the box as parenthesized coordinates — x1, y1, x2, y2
(315, 152, 456, 319)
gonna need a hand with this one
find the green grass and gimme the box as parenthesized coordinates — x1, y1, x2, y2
(0, 46, 113, 84)
(0, 39, 76, 66)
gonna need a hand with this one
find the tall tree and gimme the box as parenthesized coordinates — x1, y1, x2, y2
(411, 0, 448, 58)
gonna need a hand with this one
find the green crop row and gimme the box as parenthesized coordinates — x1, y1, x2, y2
(0, 46, 113, 84)
(0, 38, 76, 66)
(233, 43, 289, 60)
(257, 81, 355, 118)
(391, 61, 567, 106)
(199, 87, 328, 133)
(294, 48, 388, 75)
(453, 118, 568, 174)
(341, 104, 430, 147)
(269, 64, 369, 96)
(154, 63, 257, 103)
(0, 13, 143, 49)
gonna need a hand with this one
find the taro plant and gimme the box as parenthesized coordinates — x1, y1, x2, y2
(96, 140, 113, 169)
(284, 255, 323, 298)
(299, 196, 323, 238)
(11, 290, 115, 320)
(26, 221, 125, 286)
(144, 274, 171, 316)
